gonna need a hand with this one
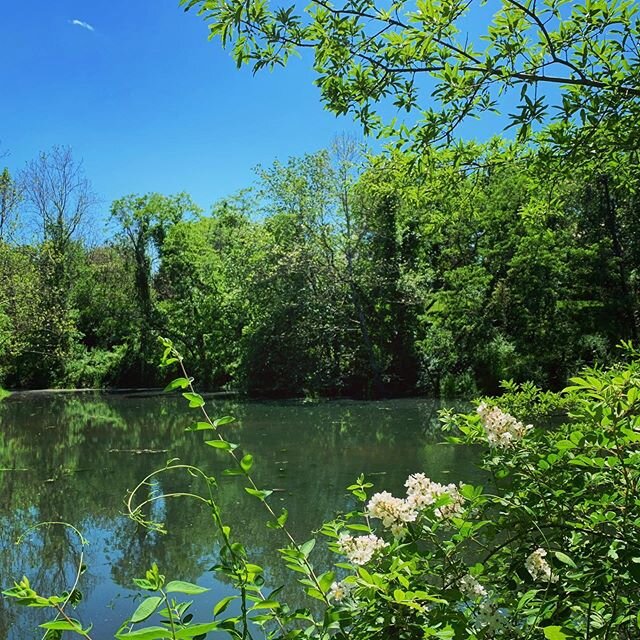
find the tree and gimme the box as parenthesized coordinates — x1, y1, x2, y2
(21, 146, 96, 254)
(17, 147, 97, 385)
(182, 0, 640, 153)
(0, 168, 21, 241)
(110, 193, 201, 380)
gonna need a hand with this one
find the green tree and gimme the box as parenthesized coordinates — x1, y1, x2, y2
(182, 0, 640, 152)
(110, 192, 201, 381)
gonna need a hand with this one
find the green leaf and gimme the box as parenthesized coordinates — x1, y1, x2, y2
(182, 392, 205, 408)
(186, 422, 214, 431)
(214, 595, 237, 617)
(164, 580, 209, 595)
(130, 596, 163, 623)
(543, 626, 573, 639)
(205, 439, 237, 451)
(300, 538, 316, 558)
(554, 551, 576, 568)
(174, 622, 222, 638)
(240, 454, 254, 473)
(164, 377, 191, 392)
(245, 487, 273, 500)
(213, 416, 236, 427)
(115, 626, 173, 639)
(39, 620, 82, 631)
(251, 599, 281, 610)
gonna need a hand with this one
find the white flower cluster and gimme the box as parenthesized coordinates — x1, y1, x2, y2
(476, 601, 506, 631)
(367, 490, 418, 537)
(459, 573, 487, 600)
(338, 533, 388, 565)
(364, 473, 465, 539)
(476, 403, 532, 448)
(459, 573, 507, 631)
(329, 580, 351, 602)
(525, 548, 558, 583)
(405, 473, 465, 519)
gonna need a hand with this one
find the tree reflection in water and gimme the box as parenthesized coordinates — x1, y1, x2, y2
(0, 392, 480, 639)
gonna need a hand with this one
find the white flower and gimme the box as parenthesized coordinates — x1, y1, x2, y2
(329, 580, 351, 602)
(367, 491, 417, 536)
(525, 548, 559, 583)
(338, 533, 388, 565)
(476, 403, 531, 448)
(405, 473, 465, 519)
(459, 573, 487, 600)
(476, 600, 506, 631)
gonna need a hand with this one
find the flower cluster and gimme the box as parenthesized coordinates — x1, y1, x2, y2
(476, 403, 532, 448)
(366, 491, 417, 537)
(338, 533, 388, 565)
(525, 548, 558, 583)
(459, 573, 487, 600)
(329, 580, 352, 602)
(363, 473, 465, 540)
(459, 573, 508, 631)
(405, 473, 465, 519)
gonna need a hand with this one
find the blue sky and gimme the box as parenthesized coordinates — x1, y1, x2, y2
(0, 1, 366, 214)
(0, 2, 512, 218)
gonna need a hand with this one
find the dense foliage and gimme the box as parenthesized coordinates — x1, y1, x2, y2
(1, 139, 639, 396)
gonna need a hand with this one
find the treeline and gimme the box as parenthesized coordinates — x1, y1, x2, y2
(1, 138, 638, 396)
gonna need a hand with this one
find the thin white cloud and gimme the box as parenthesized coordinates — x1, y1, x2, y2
(69, 19, 95, 32)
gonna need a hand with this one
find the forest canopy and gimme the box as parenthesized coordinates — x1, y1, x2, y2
(1, 136, 638, 396)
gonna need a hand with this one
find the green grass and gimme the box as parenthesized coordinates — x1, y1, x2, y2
(0, 386, 10, 401)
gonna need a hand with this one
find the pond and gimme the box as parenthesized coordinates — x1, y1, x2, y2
(0, 391, 481, 639)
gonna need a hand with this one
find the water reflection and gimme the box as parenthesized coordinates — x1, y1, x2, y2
(0, 392, 478, 639)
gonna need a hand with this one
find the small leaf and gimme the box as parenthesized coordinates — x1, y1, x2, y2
(251, 599, 280, 610)
(164, 377, 191, 392)
(165, 580, 209, 595)
(245, 487, 273, 500)
(39, 620, 82, 631)
(186, 422, 214, 432)
(300, 538, 316, 558)
(554, 551, 576, 568)
(115, 626, 172, 639)
(130, 596, 163, 623)
(543, 626, 573, 639)
(182, 392, 205, 408)
(214, 595, 237, 617)
(205, 439, 237, 451)
(240, 454, 254, 473)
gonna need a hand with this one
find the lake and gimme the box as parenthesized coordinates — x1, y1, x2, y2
(0, 391, 480, 639)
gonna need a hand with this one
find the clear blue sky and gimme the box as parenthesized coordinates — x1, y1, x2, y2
(0, 1, 365, 214)
(0, 2, 513, 218)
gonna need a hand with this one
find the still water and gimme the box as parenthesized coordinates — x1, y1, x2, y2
(0, 391, 480, 639)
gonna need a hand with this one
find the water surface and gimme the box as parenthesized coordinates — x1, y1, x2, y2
(0, 392, 479, 638)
